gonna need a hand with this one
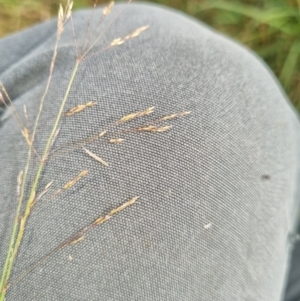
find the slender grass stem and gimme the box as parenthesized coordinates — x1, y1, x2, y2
(0, 121, 34, 299)
(0, 59, 80, 301)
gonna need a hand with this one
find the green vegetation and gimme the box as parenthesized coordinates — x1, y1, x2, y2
(0, 0, 299, 108)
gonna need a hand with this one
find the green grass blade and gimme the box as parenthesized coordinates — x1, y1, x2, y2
(193, 1, 300, 35)
(279, 39, 300, 89)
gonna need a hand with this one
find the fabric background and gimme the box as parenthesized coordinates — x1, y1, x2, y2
(0, 3, 299, 300)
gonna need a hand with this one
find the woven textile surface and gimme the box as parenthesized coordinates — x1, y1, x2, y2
(0, 3, 300, 301)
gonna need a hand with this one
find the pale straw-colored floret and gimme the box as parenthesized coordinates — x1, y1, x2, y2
(109, 138, 124, 144)
(110, 25, 150, 47)
(137, 125, 172, 132)
(103, 1, 115, 16)
(70, 236, 85, 245)
(65, 101, 97, 116)
(160, 111, 191, 121)
(63, 170, 89, 190)
(98, 130, 107, 137)
(117, 106, 155, 123)
(83, 147, 109, 167)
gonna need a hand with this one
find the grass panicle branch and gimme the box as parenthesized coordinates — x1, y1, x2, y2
(6, 196, 139, 291)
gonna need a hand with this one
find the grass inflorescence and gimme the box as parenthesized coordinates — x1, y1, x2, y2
(0, 1, 191, 299)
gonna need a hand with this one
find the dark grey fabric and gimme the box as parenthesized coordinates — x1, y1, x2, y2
(0, 2, 300, 300)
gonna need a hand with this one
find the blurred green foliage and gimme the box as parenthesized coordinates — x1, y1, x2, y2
(0, 0, 299, 110)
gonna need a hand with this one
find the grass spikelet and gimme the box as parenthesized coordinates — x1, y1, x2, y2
(70, 236, 85, 245)
(109, 25, 150, 47)
(65, 0, 73, 20)
(63, 170, 89, 190)
(153, 126, 172, 132)
(35, 181, 54, 203)
(109, 138, 124, 144)
(65, 101, 97, 116)
(160, 111, 191, 121)
(137, 106, 155, 117)
(103, 1, 115, 16)
(137, 125, 172, 132)
(117, 106, 155, 124)
(117, 112, 140, 123)
(93, 196, 139, 225)
(108, 196, 139, 216)
(93, 214, 111, 226)
(124, 25, 150, 39)
(21, 128, 32, 147)
(57, 4, 64, 35)
(110, 38, 125, 46)
(83, 147, 109, 167)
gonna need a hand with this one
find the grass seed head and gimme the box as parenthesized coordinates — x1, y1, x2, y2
(103, 1, 115, 16)
(63, 170, 88, 190)
(124, 25, 150, 39)
(98, 130, 107, 137)
(93, 215, 111, 225)
(108, 196, 139, 216)
(109, 138, 124, 144)
(138, 125, 172, 132)
(22, 128, 32, 146)
(160, 111, 191, 121)
(70, 236, 85, 245)
(65, 101, 97, 116)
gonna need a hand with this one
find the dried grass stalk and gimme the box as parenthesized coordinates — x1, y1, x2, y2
(109, 138, 124, 144)
(110, 25, 149, 47)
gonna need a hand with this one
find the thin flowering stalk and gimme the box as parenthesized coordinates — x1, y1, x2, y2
(84, 24, 150, 62)
(83, 1, 114, 53)
(80, 0, 132, 60)
(31, 1, 73, 149)
(0, 86, 26, 131)
(6, 196, 139, 291)
(0, 2, 76, 298)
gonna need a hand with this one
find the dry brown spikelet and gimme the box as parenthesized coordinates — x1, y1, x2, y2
(109, 138, 124, 144)
(117, 106, 155, 123)
(138, 125, 172, 132)
(98, 130, 107, 137)
(110, 25, 150, 47)
(109, 196, 139, 216)
(70, 236, 85, 245)
(93, 215, 111, 226)
(65, 101, 97, 116)
(63, 170, 89, 190)
(160, 111, 191, 121)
